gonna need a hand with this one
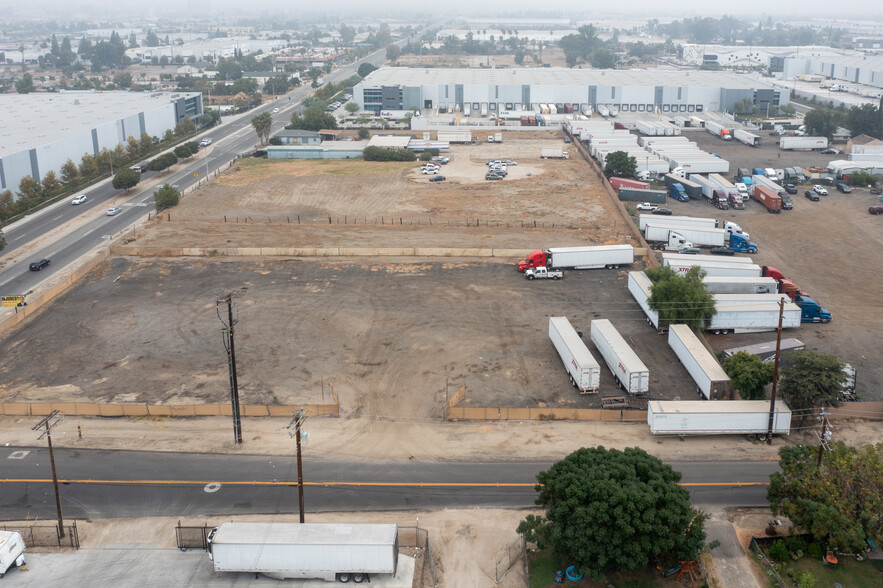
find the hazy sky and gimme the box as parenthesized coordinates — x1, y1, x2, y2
(5, 1, 882, 20)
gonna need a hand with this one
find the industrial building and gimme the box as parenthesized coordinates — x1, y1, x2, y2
(0, 90, 203, 193)
(354, 67, 787, 119)
(782, 53, 883, 90)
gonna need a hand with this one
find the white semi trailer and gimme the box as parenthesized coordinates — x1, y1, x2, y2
(590, 319, 650, 394)
(549, 317, 601, 393)
(647, 400, 791, 440)
(667, 324, 731, 400)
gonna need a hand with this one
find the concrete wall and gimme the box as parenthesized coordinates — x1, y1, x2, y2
(0, 402, 339, 418)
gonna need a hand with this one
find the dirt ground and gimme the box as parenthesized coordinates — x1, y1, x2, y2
(656, 131, 883, 401)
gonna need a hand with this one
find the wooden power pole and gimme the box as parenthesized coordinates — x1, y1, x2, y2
(287, 410, 308, 523)
(766, 298, 786, 444)
(217, 292, 243, 444)
(33, 410, 66, 537)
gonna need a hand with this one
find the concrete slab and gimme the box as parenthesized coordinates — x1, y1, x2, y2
(12, 549, 415, 587)
(705, 520, 760, 588)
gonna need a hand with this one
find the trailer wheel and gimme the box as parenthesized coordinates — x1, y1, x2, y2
(337, 573, 351, 583)
(720, 329, 730, 335)
(353, 574, 367, 583)
(746, 434, 757, 441)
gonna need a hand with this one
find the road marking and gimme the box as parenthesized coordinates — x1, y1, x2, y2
(14, 234, 27, 240)
(7, 451, 30, 460)
(0, 478, 770, 488)
(204, 482, 222, 493)
(52, 215, 63, 221)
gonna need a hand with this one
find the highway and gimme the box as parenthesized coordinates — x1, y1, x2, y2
(0, 46, 389, 299)
(0, 447, 778, 519)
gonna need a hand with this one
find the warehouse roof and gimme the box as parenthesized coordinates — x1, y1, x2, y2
(359, 67, 780, 90)
(0, 90, 201, 153)
(367, 135, 411, 149)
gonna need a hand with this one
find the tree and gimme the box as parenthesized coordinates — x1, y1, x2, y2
(646, 266, 716, 330)
(722, 351, 774, 400)
(386, 44, 401, 61)
(358, 127, 370, 139)
(145, 30, 160, 47)
(217, 60, 242, 80)
(17, 175, 44, 204)
(175, 115, 197, 136)
(112, 168, 140, 191)
(733, 98, 754, 114)
(0, 225, 6, 252)
(263, 76, 289, 95)
(603, 150, 637, 179)
(15, 73, 35, 94)
(41, 171, 62, 197)
(174, 144, 195, 158)
(517, 447, 707, 581)
(778, 350, 845, 417)
(846, 103, 881, 139)
(200, 110, 221, 129)
(251, 112, 273, 145)
(345, 102, 359, 114)
(60, 159, 79, 185)
(514, 49, 525, 65)
(114, 72, 132, 88)
(357, 62, 377, 78)
(154, 183, 180, 211)
(140, 132, 154, 154)
(79, 153, 97, 177)
(589, 49, 617, 69)
(803, 108, 839, 140)
(768, 442, 882, 551)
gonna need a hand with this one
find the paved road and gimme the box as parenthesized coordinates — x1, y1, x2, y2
(0, 447, 777, 520)
(0, 47, 388, 299)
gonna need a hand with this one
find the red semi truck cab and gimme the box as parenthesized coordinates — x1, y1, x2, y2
(518, 250, 548, 272)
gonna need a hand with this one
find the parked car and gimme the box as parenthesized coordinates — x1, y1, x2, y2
(677, 247, 702, 255)
(710, 247, 736, 256)
(199, 138, 212, 147)
(651, 208, 672, 215)
(836, 182, 852, 193)
(429, 175, 446, 182)
(106, 207, 123, 216)
(813, 185, 828, 195)
(71, 194, 87, 205)
(485, 173, 503, 181)
(503, 160, 517, 166)
(870, 205, 883, 215)
(804, 190, 819, 201)
(432, 156, 449, 164)
(421, 168, 438, 175)
(636, 202, 658, 211)
(870, 186, 881, 195)
(783, 184, 798, 194)
(272, 108, 279, 114)
(821, 148, 839, 155)
(486, 160, 502, 166)
(130, 164, 146, 173)
(29, 258, 50, 271)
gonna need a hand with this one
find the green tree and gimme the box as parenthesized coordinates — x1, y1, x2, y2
(145, 30, 160, 47)
(603, 150, 637, 179)
(0, 191, 14, 219)
(174, 144, 195, 158)
(0, 225, 6, 252)
(41, 171, 62, 197)
(17, 175, 44, 204)
(15, 73, 35, 94)
(768, 442, 882, 551)
(126, 136, 142, 160)
(114, 72, 132, 88)
(646, 266, 716, 330)
(778, 350, 845, 418)
(589, 49, 617, 69)
(517, 446, 707, 582)
(386, 44, 401, 61)
(200, 110, 220, 129)
(112, 168, 141, 191)
(803, 108, 840, 140)
(344, 102, 359, 114)
(358, 127, 370, 139)
(217, 60, 242, 80)
(263, 76, 289, 95)
(846, 103, 881, 139)
(514, 49, 525, 65)
(251, 112, 273, 145)
(722, 351, 775, 400)
(357, 62, 377, 78)
(175, 115, 197, 137)
(140, 132, 154, 154)
(154, 183, 180, 211)
(79, 153, 97, 177)
(60, 159, 79, 185)
(733, 98, 754, 114)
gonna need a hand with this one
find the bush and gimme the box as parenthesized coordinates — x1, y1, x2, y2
(807, 543, 822, 559)
(769, 539, 790, 562)
(147, 152, 178, 172)
(154, 183, 180, 212)
(784, 535, 807, 555)
(112, 168, 140, 191)
(419, 151, 433, 161)
(362, 146, 416, 162)
(174, 144, 194, 159)
(796, 571, 816, 588)
(357, 127, 369, 139)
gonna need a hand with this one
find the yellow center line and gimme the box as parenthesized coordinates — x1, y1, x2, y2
(0, 479, 769, 488)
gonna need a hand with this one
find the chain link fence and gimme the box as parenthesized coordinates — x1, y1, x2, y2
(1, 522, 79, 549)
(750, 538, 787, 588)
(493, 536, 526, 582)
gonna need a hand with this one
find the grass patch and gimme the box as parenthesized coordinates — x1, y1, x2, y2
(781, 554, 883, 587)
(527, 550, 669, 588)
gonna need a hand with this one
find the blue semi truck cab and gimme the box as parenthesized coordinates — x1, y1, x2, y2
(668, 183, 689, 202)
(795, 296, 832, 323)
(728, 233, 758, 253)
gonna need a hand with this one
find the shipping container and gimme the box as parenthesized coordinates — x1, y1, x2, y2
(618, 187, 667, 204)
(590, 319, 650, 394)
(647, 400, 791, 437)
(549, 317, 601, 393)
(667, 324, 730, 399)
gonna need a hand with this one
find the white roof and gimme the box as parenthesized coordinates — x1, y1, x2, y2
(367, 135, 411, 148)
(668, 324, 729, 382)
(649, 400, 790, 414)
(210, 523, 397, 546)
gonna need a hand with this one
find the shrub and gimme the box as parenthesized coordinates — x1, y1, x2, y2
(419, 151, 433, 161)
(174, 144, 193, 158)
(807, 543, 822, 559)
(768, 539, 790, 562)
(362, 146, 416, 162)
(784, 535, 807, 555)
(147, 152, 178, 172)
(154, 183, 180, 212)
(796, 571, 816, 588)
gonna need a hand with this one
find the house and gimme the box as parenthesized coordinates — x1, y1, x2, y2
(274, 130, 322, 145)
(318, 129, 342, 141)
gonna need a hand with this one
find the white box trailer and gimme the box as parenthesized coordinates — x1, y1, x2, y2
(544, 245, 634, 270)
(689, 175, 718, 199)
(662, 253, 753, 266)
(707, 302, 802, 334)
(644, 224, 727, 247)
(672, 159, 730, 174)
(779, 136, 828, 150)
(0, 531, 26, 578)
(733, 129, 761, 146)
(638, 214, 717, 231)
(549, 317, 601, 393)
(723, 338, 805, 362)
(437, 130, 472, 143)
(713, 293, 790, 305)
(590, 319, 650, 394)
(628, 271, 666, 333)
(667, 324, 730, 400)
(702, 276, 778, 294)
(665, 261, 762, 278)
(647, 400, 791, 438)
(207, 523, 398, 582)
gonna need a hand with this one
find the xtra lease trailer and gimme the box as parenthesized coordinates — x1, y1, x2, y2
(549, 317, 601, 393)
(667, 324, 731, 400)
(644, 224, 727, 247)
(518, 245, 634, 272)
(733, 129, 761, 146)
(662, 253, 754, 266)
(207, 523, 398, 582)
(702, 276, 779, 294)
(436, 130, 473, 143)
(638, 214, 717, 231)
(590, 319, 650, 394)
(665, 260, 762, 278)
(723, 338, 806, 362)
(707, 302, 802, 334)
(647, 400, 791, 439)
(779, 136, 828, 150)
(628, 271, 667, 333)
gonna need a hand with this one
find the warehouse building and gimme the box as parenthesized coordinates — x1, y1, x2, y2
(354, 68, 787, 119)
(0, 90, 202, 193)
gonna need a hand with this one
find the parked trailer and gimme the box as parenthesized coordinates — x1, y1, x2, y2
(549, 317, 601, 393)
(207, 523, 398, 582)
(618, 187, 667, 204)
(663, 174, 702, 200)
(707, 302, 802, 334)
(541, 148, 569, 159)
(704, 120, 732, 140)
(713, 293, 791, 305)
(590, 319, 650, 394)
(665, 260, 762, 278)
(667, 324, 730, 400)
(647, 400, 791, 438)
(690, 174, 718, 200)
(644, 224, 727, 248)
(702, 276, 779, 294)
(723, 338, 806, 363)
(638, 214, 716, 231)
(0, 531, 26, 578)
(733, 129, 761, 147)
(779, 136, 828, 150)
(662, 252, 753, 265)
(437, 130, 473, 143)
(518, 245, 634, 272)
(628, 271, 667, 333)
(753, 185, 783, 213)
(609, 177, 650, 191)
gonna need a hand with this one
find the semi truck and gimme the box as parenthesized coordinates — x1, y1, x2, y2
(690, 175, 729, 209)
(518, 245, 633, 272)
(705, 120, 732, 140)
(728, 233, 758, 253)
(590, 319, 650, 394)
(702, 276, 778, 294)
(663, 174, 703, 200)
(733, 129, 760, 147)
(753, 185, 782, 213)
(0, 531, 26, 579)
(708, 174, 744, 208)
(779, 136, 828, 150)
(664, 260, 762, 278)
(541, 148, 569, 159)
(723, 338, 805, 363)
(647, 400, 791, 439)
(669, 183, 689, 202)
(667, 324, 731, 400)
(549, 317, 601, 393)
(644, 224, 727, 248)
(794, 296, 832, 323)
(752, 175, 792, 209)
(207, 523, 399, 583)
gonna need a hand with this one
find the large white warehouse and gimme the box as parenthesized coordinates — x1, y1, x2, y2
(354, 67, 787, 117)
(0, 90, 203, 193)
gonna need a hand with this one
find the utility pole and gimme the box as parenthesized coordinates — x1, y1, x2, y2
(286, 410, 308, 523)
(766, 297, 785, 444)
(33, 410, 65, 537)
(217, 292, 243, 444)
(817, 411, 830, 466)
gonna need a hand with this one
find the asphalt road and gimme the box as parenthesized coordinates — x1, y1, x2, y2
(0, 47, 389, 300)
(0, 447, 778, 520)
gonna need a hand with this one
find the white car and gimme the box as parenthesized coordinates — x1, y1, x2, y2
(504, 160, 517, 166)
(636, 202, 658, 211)
(199, 138, 212, 147)
(106, 207, 122, 216)
(422, 168, 438, 175)
(71, 194, 87, 205)
(272, 108, 280, 114)
(813, 185, 828, 195)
